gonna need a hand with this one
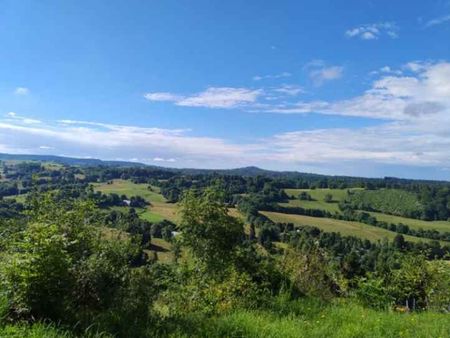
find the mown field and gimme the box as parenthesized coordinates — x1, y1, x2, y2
(261, 211, 437, 243)
(93, 179, 166, 203)
(283, 188, 450, 238)
(282, 188, 360, 213)
(367, 211, 450, 233)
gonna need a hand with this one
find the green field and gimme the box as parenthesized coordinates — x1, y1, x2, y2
(283, 188, 450, 236)
(261, 211, 435, 243)
(4, 194, 27, 203)
(347, 189, 423, 217)
(146, 237, 174, 264)
(367, 211, 450, 233)
(282, 188, 360, 213)
(93, 179, 166, 203)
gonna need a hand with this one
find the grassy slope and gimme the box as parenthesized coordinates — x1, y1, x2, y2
(94, 179, 181, 223)
(284, 188, 450, 235)
(261, 211, 434, 243)
(367, 211, 450, 233)
(282, 188, 360, 213)
(93, 179, 166, 203)
(165, 299, 450, 338)
(348, 189, 423, 216)
(3, 299, 449, 337)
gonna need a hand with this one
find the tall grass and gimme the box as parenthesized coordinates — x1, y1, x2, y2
(161, 298, 450, 338)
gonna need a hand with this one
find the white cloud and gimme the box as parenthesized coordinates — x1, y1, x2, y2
(252, 72, 292, 81)
(267, 61, 450, 120)
(0, 118, 259, 168)
(5, 112, 41, 124)
(425, 14, 450, 27)
(145, 87, 262, 109)
(3, 60, 450, 176)
(370, 66, 403, 76)
(153, 157, 176, 162)
(177, 87, 262, 108)
(346, 22, 398, 40)
(14, 87, 30, 95)
(39, 145, 54, 150)
(273, 84, 303, 96)
(143, 92, 180, 102)
(309, 66, 343, 86)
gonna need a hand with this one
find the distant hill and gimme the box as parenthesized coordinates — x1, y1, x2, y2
(0, 153, 448, 185)
(0, 153, 146, 167)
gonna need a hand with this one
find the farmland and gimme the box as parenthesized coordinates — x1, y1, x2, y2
(261, 211, 435, 243)
(93, 179, 166, 203)
(346, 189, 423, 217)
(367, 211, 450, 233)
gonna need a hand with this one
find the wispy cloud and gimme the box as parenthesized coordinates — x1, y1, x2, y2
(273, 84, 303, 96)
(308, 66, 343, 86)
(345, 22, 398, 40)
(424, 14, 450, 27)
(14, 87, 30, 95)
(144, 87, 262, 109)
(5, 111, 41, 124)
(143, 92, 180, 102)
(252, 72, 292, 81)
(153, 157, 176, 162)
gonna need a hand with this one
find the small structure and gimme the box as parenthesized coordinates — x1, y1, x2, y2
(123, 199, 131, 206)
(171, 231, 181, 237)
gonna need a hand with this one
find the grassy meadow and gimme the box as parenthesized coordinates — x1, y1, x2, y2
(261, 211, 436, 243)
(282, 188, 360, 213)
(93, 179, 166, 203)
(367, 211, 450, 233)
(3, 298, 449, 338)
(347, 189, 423, 216)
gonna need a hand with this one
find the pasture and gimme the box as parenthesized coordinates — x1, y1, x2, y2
(367, 211, 450, 233)
(282, 188, 360, 213)
(261, 211, 435, 243)
(93, 179, 166, 203)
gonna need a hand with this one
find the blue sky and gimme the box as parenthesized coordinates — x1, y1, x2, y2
(1, 0, 450, 179)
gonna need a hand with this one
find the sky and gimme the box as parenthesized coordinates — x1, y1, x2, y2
(1, 0, 450, 179)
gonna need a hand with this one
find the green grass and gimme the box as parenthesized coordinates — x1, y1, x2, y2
(261, 211, 435, 243)
(280, 199, 341, 213)
(92, 179, 166, 203)
(5, 299, 449, 337)
(367, 211, 450, 233)
(283, 188, 450, 235)
(347, 189, 423, 217)
(282, 188, 361, 213)
(4, 194, 27, 203)
(162, 298, 450, 338)
(148, 238, 174, 264)
(139, 208, 167, 223)
(285, 188, 359, 202)
(0, 322, 110, 337)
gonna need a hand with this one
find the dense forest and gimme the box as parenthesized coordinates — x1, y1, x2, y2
(0, 159, 449, 337)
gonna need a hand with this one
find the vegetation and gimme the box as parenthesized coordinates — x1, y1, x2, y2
(0, 159, 450, 337)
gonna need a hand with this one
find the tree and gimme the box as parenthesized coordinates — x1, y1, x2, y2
(299, 191, 311, 200)
(324, 193, 333, 203)
(179, 188, 245, 275)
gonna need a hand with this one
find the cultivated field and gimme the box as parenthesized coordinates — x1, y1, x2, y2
(261, 211, 437, 243)
(367, 211, 450, 233)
